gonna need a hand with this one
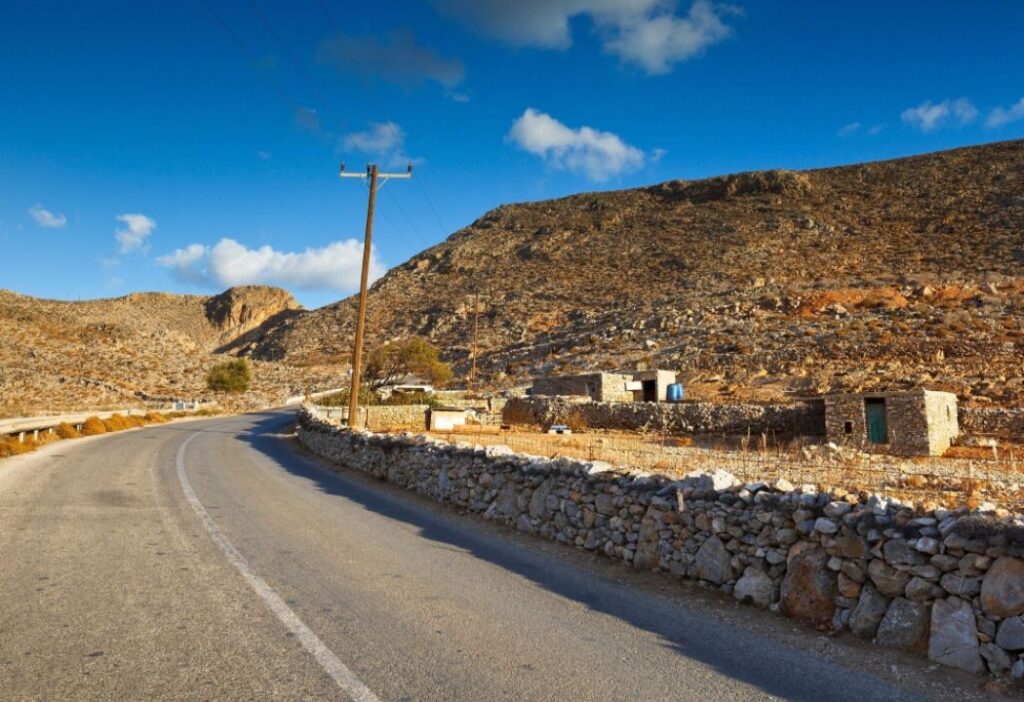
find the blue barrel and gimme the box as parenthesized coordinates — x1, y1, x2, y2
(666, 383, 684, 402)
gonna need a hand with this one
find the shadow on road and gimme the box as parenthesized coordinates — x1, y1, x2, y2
(204, 410, 919, 702)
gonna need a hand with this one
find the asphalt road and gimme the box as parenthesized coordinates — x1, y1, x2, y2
(0, 411, 989, 701)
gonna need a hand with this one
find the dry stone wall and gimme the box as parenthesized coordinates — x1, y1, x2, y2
(961, 407, 1024, 440)
(298, 408, 1024, 681)
(506, 396, 825, 436)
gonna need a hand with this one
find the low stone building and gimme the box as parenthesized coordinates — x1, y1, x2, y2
(631, 369, 677, 403)
(531, 370, 678, 403)
(824, 389, 958, 456)
(530, 372, 634, 402)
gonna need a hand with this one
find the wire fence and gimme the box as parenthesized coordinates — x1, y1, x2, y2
(424, 426, 1024, 511)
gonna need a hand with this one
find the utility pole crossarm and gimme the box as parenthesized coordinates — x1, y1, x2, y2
(338, 162, 412, 429)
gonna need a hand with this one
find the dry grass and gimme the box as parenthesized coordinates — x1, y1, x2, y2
(81, 417, 107, 436)
(416, 426, 1024, 511)
(55, 422, 80, 439)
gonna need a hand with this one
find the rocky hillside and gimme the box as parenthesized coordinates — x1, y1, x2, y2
(249, 139, 1024, 407)
(0, 286, 334, 416)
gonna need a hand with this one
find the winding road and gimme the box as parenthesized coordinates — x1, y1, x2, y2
(0, 411, 989, 700)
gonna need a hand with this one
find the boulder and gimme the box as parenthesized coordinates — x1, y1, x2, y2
(633, 506, 663, 570)
(528, 479, 553, 519)
(594, 493, 617, 516)
(733, 567, 774, 608)
(868, 558, 910, 598)
(882, 539, 927, 566)
(781, 543, 835, 624)
(981, 557, 1024, 618)
(494, 482, 521, 519)
(849, 584, 890, 639)
(928, 597, 984, 673)
(996, 615, 1024, 651)
(694, 535, 733, 585)
(876, 598, 930, 652)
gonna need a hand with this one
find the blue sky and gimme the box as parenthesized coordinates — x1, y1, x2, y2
(2, 1, 1023, 309)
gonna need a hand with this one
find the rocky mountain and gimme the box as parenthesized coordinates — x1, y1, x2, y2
(4, 140, 1022, 416)
(0, 285, 333, 416)
(248, 139, 1024, 407)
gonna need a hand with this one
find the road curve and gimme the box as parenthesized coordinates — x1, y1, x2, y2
(0, 411, 985, 700)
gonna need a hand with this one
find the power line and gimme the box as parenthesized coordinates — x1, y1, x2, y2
(199, 0, 300, 110)
(314, 0, 450, 240)
(244, 0, 330, 109)
(199, 0, 426, 260)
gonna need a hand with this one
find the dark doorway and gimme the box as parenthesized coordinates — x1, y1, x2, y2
(865, 398, 888, 444)
(642, 380, 657, 402)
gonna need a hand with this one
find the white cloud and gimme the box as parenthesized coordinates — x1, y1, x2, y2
(901, 98, 977, 132)
(986, 97, 1024, 128)
(115, 213, 156, 253)
(28, 205, 67, 229)
(435, 0, 737, 74)
(157, 238, 383, 291)
(837, 122, 861, 137)
(341, 121, 411, 167)
(508, 108, 646, 181)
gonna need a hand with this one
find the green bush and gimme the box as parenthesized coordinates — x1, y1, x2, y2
(206, 359, 252, 393)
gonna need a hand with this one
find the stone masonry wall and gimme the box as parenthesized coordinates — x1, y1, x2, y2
(505, 396, 826, 437)
(297, 409, 1024, 680)
(961, 407, 1024, 440)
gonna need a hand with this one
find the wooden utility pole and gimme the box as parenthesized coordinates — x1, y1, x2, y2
(470, 292, 480, 383)
(339, 162, 412, 428)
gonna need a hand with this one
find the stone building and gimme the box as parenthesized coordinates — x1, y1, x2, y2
(530, 372, 634, 402)
(824, 389, 958, 456)
(530, 370, 678, 403)
(631, 369, 677, 403)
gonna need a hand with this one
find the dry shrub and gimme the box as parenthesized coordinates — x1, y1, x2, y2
(144, 412, 169, 423)
(81, 417, 107, 436)
(0, 437, 30, 458)
(55, 422, 80, 439)
(102, 414, 130, 432)
(565, 410, 588, 433)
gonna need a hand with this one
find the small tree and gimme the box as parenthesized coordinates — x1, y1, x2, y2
(206, 359, 252, 393)
(365, 337, 452, 388)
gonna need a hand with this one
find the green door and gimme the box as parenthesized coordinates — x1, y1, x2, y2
(865, 399, 888, 444)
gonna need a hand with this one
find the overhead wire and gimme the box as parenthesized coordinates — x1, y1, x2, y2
(313, 0, 451, 241)
(200, 0, 428, 259)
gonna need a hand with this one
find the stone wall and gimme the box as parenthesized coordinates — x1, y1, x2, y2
(361, 405, 429, 431)
(297, 409, 1024, 680)
(504, 396, 826, 436)
(825, 390, 958, 456)
(961, 407, 1024, 440)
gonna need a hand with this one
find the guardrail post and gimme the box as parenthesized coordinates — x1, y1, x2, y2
(17, 431, 25, 443)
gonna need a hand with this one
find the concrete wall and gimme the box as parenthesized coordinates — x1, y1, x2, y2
(504, 396, 826, 436)
(297, 409, 1024, 680)
(825, 390, 958, 456)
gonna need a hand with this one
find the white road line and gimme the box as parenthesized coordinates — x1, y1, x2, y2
(176, 431, 381, 702)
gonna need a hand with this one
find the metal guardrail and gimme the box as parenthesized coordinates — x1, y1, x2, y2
(0, 409, 145, 442)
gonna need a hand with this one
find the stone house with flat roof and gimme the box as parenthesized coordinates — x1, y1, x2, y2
(530, 369, 678, 403)
(824, 389, 958, 456)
